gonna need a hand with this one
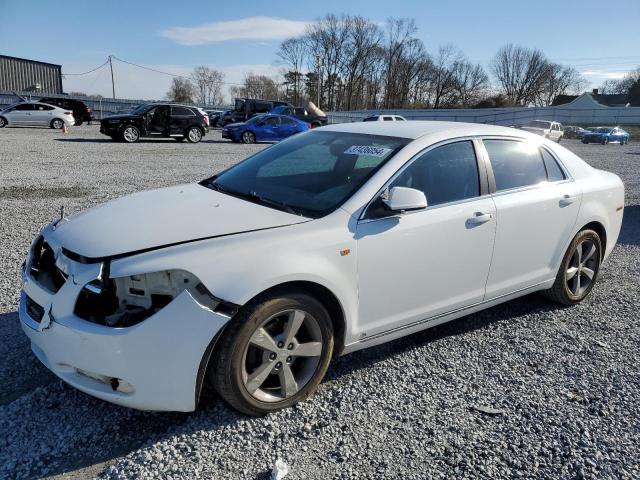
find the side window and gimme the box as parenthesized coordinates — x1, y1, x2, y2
(15, 104, 34, 111)
(34, 104, 53, 111)
(281, 117, 296, 125)
(171, 106, 194, 116)
(383, 116, 393, 121)
(540, 148, 566, 182)
(264, 117, 279, 126)
(390, 141, 480, 207)
(484, 140, 547, 191)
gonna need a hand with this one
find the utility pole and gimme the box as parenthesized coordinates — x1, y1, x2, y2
(108, 55, 116, 99)
(314, 53, 321, 108)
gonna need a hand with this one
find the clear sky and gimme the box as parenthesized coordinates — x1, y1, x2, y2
(1, 0, 639, 101)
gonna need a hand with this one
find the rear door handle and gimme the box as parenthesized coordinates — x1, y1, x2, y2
(559, 194, 577, 206)
(466, 212, 493, 226)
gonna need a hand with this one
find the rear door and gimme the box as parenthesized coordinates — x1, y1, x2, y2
(278, 116, 298, 139)
(31, 104, 55, 126)
(259, 116, 281, 141)
(481, 138, 581, 298)
(169, 106, 194, 136)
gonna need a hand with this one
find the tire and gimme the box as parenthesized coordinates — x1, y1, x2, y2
(74, 120, 83, 126)
(0, 117, 6, 128)
(557, 136, 562, 143)
(186, 127, 203, 143)
(543, 229, 602, 306)
(121, 125, 140, 143)
(582, 139, 588, 144)
(51, 119, 64, 130)
(241, 131, 256, 144)
(211, 289, 334, 416)
(601, 137, 608, 145)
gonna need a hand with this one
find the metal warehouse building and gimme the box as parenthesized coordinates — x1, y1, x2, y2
(0, 55, 63, 94)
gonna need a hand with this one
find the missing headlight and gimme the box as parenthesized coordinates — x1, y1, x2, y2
(74, 269, 236, 327)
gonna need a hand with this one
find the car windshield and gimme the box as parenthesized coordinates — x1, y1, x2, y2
(526, 121, 551, 128)
(202, 130, 410, 218)
(131, 104, 153, 115)
(595, 127, 613, 133)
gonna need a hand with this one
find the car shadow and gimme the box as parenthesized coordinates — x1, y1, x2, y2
(618, 204, 640, 246)
(54, 138, 114, 143)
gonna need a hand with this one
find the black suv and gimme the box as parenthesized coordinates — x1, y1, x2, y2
(100, 103, 208, 143)
(39, 97, 92, 125)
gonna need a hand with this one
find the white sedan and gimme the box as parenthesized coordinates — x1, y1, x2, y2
(19, 122, 624, 415)
(0, 102, 75, 129)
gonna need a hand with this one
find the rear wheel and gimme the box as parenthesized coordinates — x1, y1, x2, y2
(187, 127, 203, 143)
(212, 290, 334, 416)
(122, 125, 140, 143)
(74, 120, 83, 126)
(0, 117, 6, 128)
(241, 131, 256, 144)
(51, 119, 64, 130)
(544, 229, 602, 305)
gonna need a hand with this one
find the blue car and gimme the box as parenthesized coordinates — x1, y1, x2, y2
(582, 126, 630, 145)
(221, 114, 310, 143)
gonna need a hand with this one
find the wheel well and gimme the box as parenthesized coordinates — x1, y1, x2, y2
(248, 281, 346, 355)
(581, 221, 607, 253)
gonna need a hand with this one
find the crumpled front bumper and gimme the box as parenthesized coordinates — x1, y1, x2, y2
(19, 239, 230, 412)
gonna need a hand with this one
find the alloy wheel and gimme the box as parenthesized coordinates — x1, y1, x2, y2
(565, 239, 598, 298)
(123, 126, 139, 142)
(188, 128, 202, 142)
(242, 131, 255, 144)
(0, 117, 6, 127)
(241, 309, 323, 403)
(52, 119, 63, 129)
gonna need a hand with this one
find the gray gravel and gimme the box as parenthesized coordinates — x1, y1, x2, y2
(1, 126, 639, 479)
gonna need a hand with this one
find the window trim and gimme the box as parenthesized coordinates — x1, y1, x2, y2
(478, 136, 573, 197)
(359, 136, 489, 222)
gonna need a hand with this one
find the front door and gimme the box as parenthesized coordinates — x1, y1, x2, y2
(356, 140, 497, 338)
(147, 106, 170, 135)
(481, 139, 581, 298)
(260, 116, 281, 141)
(9, 103, 33, 124)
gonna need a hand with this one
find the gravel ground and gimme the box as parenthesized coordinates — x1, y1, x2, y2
(0, 125, 639, 480)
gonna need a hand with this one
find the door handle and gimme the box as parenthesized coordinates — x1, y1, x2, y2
(466, 212, 492, 226)
(559, 194, 577, 206)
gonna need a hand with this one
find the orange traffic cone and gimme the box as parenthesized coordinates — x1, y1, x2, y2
(62, 123, 69, 134)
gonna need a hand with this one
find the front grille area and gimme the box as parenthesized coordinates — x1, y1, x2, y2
(25, 295, 44, 323)
(30, 236, 67, 293)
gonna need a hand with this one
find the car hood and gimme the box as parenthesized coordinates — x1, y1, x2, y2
(48, 183, 309, 260)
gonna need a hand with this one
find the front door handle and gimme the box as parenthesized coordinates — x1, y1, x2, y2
(559, 194, 577, 206)
(466, 212, 493, 226)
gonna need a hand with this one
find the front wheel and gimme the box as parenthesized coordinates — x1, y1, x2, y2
(187, 127, 203, 143)
(601, 137, 608, 145)
(0, 117, 6, 128)
(121, 125, 140, 143)
(241, 131, 256, 144)
(544, 229, 602, 305)
(211, 290, 334, 416)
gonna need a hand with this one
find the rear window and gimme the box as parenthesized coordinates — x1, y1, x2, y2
(484, 140, 547, 191)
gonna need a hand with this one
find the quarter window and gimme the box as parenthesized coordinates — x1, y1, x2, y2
(541, 148, 566, 182)
(390, 141, 480, 207)
(484, 140, 547, 191)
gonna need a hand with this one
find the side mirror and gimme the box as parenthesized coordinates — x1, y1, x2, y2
(382, 186, 427, 212)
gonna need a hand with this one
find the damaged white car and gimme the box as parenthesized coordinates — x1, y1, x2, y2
(20, 122, 624, 415)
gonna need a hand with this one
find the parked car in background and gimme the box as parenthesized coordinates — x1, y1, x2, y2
(362, 114, 407, 122)
(271, 105, 329, 128)
(221, 114, 309, 143)
(39, 97, 92, 126)
(206, 110, 225, 128)
(582, 126, 629, 145)
(520, 120, 564, 142)
(563, 125, 589, 139)
(0, 102, 74, 129)
(19, 121, 624, 415)
(100, 103, 208, 143)
(219, 98, 293, 127)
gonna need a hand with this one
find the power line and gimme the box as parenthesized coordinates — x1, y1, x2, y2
(62, 60, 110, 76)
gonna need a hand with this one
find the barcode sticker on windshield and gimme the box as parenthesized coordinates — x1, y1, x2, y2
(344, 145, 392, 157)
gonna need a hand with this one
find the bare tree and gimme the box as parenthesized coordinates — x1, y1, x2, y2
(490, 44, 551, 105)
(277, 38, 307, 105)
(166, 77, 194, 103)
(451, 60, 489, 107)
(190, 66, 226, 105)
(230, 73, 280, 100)
(533, 64, 586, 106)
(599, 67, 640, 95)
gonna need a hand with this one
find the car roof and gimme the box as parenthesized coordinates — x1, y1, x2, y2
(321, 120, 529, 140)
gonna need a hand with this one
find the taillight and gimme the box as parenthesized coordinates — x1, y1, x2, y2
(204, 115, 210, 126)
(86, 107, 91, 112)
(64, 112, 72, 115)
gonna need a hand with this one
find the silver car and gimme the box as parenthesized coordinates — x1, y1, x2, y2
(0, 102, 75, 129)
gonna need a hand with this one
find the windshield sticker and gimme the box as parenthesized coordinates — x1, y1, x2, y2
(344, 145, 393, 157)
